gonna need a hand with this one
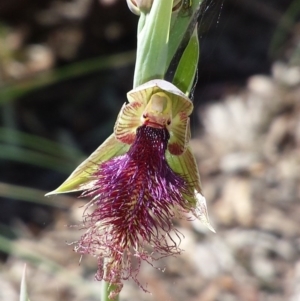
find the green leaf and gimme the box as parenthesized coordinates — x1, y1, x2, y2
(0, 144, 76, 174)
(0, 51, 135, 105)
(0, 182, 74, 209)
(0, 234, 103, 297)
(0, 127, 83, 159)
(269, 0, 300, 61)
(172, 25, 200, 95)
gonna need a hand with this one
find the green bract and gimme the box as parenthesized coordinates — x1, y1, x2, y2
(133, 0, 203, 89)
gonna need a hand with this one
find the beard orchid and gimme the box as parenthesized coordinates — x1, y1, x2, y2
(47, 79, 214, 297)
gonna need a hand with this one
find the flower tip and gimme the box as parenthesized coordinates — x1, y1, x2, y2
(194, 191, 216, 233)
(207, 223, 216, 234)
(45, 189, 61, 197)
(126, 0, 141, 15)
(44, 191, 54, 197)
(45, 186, 75, 196)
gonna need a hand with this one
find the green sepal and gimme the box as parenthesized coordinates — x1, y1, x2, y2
(166, 146, 202, 198)
(46, 134, 130, 195)
(166, 146, 215, 232)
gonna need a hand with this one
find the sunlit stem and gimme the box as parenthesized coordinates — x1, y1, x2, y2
(101, 257, 120, 301)
(101, 281, 119, 301)
(133, 0, 173, 87)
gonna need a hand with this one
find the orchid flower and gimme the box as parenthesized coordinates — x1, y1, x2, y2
(46, 79, 214, 297)
(46, 0, 213, 299)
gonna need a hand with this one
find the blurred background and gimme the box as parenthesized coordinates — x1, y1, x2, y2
(0, 0, 299, 300)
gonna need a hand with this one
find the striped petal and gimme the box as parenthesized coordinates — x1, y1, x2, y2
(114, 101, 144, 144)
(168, 113, 190, 155)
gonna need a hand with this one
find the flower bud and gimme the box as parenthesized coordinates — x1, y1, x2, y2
(126, 0, 154, 15)
(126, 0, 141, 15)
(126, 0, 187, 15)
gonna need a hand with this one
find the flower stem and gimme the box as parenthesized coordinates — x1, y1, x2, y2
(101, 281, 119, 301)
(133, 0, 173, 87)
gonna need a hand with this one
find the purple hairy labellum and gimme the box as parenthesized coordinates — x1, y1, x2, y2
(46, 80, 214, 298)
(76, 125, 193, 295)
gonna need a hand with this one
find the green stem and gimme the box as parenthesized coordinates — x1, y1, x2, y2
(133, 0, 173, 87)
(101, 281, 119, 301)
